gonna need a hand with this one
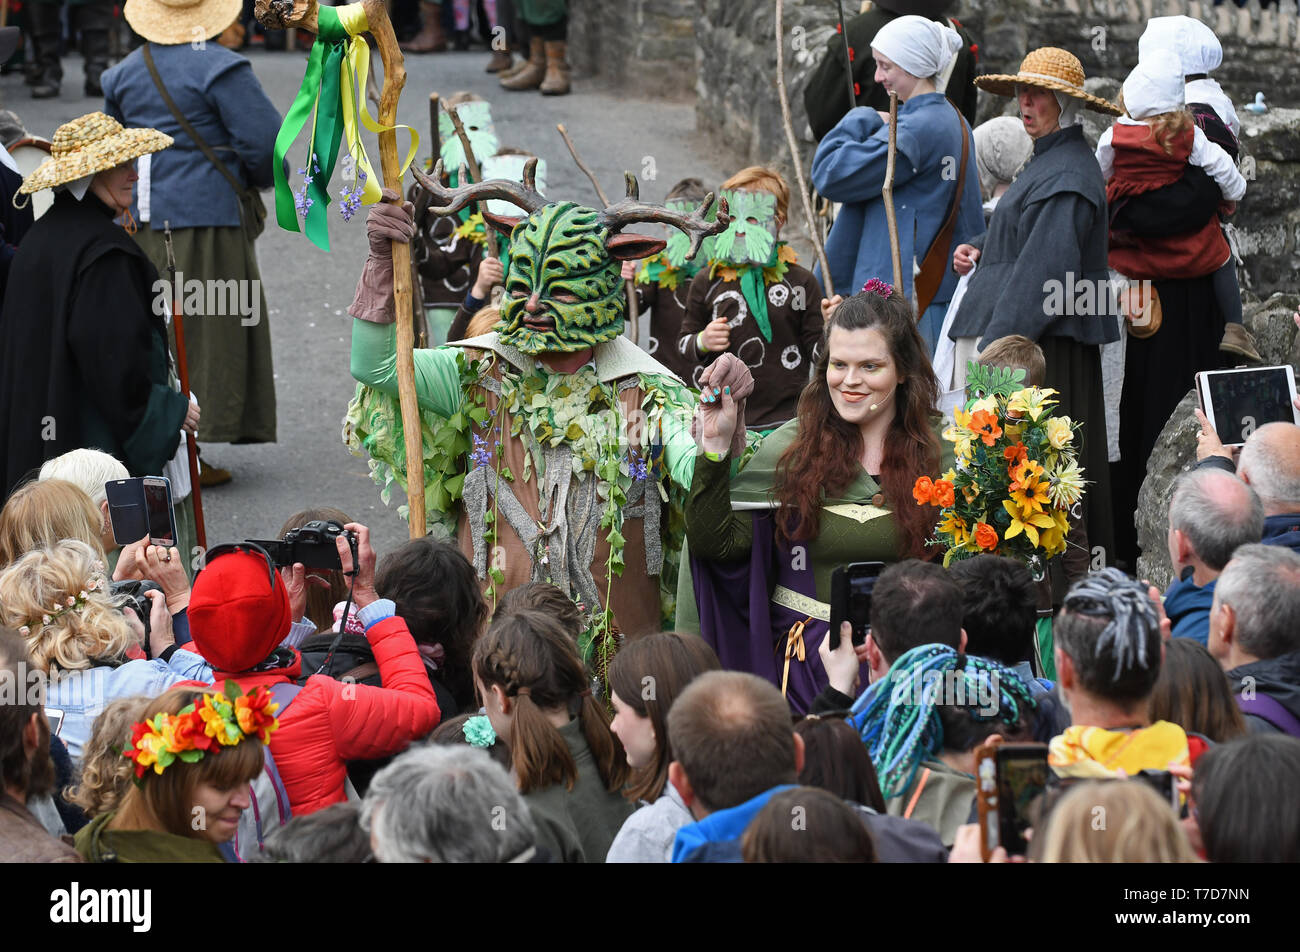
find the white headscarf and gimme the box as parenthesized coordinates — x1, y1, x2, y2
(1122, 50, 1185, 119)
(1138, 15, 1222, 76)
(973, 116, 1034, 199)
(871, 15, 963, 86)
(56, 173, 95, 201)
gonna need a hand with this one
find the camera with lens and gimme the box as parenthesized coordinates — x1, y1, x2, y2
(249, 520, 358, 571)
(110, 579, 164, 642)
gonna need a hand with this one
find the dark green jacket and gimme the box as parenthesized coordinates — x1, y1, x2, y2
(522, 718, 634, 863)
(74, 811, 227, 863)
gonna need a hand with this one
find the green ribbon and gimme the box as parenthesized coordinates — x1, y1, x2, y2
(738, 266, 772, 343)
(272, 6, 351, 250)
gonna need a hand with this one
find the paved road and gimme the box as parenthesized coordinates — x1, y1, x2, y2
(6, 48, 731, 558)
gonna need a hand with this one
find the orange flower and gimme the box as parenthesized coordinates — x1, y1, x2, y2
(974, 522, 999, 551)
(932, 480, 955, 509)
(1003, 442, 1028, 478)
(968, 409, 1003, 447)
(912, 476, 935, 506)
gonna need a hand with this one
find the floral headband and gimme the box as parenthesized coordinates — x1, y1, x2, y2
(16, 566, 107, 637)
(122, 682, 279, 782)
(861, 278, 894, 298)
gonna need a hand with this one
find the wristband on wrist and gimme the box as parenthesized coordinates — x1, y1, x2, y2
(704, 449, 727, 463)
(696, 330, 708, 354)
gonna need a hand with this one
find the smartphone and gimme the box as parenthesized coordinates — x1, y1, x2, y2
(142, 476, 176, 548)
(105, 478, 149, 546)
(976, 742, 1050, 859)
(105, 477, 176, 547)
(828, 561, 886, 650)
(1195, 365, 1299, 448)
(1134, 769, 1181, 812)
(46, 707, 65, 737)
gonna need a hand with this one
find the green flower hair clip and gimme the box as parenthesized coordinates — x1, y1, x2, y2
(463, 715, 496, 748)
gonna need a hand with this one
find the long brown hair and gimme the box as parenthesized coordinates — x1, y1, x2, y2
(775, 290, 940, 556)
(472, 610, 628, 796)
(1148, 638, 1246, 743)
(606, 631, 721, 804)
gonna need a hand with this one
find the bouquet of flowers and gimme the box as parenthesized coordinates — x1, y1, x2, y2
(912, 365, 1086, 576)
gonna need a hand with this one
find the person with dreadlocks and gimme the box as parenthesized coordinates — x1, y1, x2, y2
(1049, 568, 1189, 777)
(848, 644, 1038, 848)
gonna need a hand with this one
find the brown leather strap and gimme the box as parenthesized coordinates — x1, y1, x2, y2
(913, 101, 970, 317)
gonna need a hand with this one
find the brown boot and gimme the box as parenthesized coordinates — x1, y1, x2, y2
(402, 1, 448, 53)
(539, 40, 571, 96)
(500, 37, 545, 90)
(1219, 322, 1263, 364)
(485, 49, 513, 72)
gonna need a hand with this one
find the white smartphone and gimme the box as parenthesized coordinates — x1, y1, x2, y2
(1196, 365, 1300, 448)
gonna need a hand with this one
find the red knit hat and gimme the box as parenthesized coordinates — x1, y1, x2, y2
(188, 547, 291, 674)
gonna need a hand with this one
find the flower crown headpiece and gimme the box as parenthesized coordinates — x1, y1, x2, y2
(861, 277, 894, 298)
(122, 682, 279, 782)
(16, 564, 107, 637)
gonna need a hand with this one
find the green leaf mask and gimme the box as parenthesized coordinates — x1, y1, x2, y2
(439, 101, 499, 171)
(663, 198, 715, 272)
(712, 190, 778, 267)
(497, 201, 626, 355)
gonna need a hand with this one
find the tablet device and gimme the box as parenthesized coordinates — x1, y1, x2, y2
(1196, 365, 1299, 448)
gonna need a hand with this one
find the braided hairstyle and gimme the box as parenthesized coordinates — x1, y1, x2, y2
(1055, 567, 1162, 705)
(472, 609, 628, 796)
(848, 645, 1038, 800)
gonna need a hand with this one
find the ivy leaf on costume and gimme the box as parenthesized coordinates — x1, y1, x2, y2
(712, 189, 778, 265)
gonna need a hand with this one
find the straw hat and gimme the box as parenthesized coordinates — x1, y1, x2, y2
(19, 112, 172, 195)
(124, 0, 243, 45)
(975, 47, 1122, 115)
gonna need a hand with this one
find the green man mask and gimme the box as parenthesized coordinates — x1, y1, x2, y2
(712, 189, 779, 267)
(663, 198, 716, 273)
(412, 162, 729, 355)
(438, 101, 499, 173)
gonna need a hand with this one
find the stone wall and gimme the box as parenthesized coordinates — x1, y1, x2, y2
(567, 0, 698, 101)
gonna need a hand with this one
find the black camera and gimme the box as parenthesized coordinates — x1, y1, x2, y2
(110, 579, 164, 642)
(249, 520, 358, 571)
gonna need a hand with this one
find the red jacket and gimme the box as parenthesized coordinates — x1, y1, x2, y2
(214, 615, 440, 816)
(1106, 122, 1230, 280)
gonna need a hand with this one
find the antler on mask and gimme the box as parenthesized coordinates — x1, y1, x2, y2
(412, 157, 549, 218)
(600, 174, 730, 263)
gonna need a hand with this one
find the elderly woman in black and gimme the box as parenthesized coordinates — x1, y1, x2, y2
(945, 48, 1122, 566)
(0, 113, 197, 495)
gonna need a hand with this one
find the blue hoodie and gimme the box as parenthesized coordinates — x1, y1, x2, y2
(1164, 574, 1217, 646)
(671, 785, 796, 863)
(1262, 513, 1300, 555)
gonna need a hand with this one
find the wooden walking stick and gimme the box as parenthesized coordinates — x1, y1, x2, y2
(775, 0, 833, 297)
(256, 0, 425, 537)
(163, 221, 206, 551)
(555, 123, 641, 345)
(442, 102, 500, 262)
(881, 91, 904, 292)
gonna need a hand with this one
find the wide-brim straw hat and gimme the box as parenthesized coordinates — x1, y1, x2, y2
(975, 47, 1122, 116)
(124, 0, 243, 45)
(19, 112, 172, 195)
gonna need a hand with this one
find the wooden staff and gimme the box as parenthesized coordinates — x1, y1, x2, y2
(442, 102, 500, 261)
(882, 91, 903, 291)
(555, 123, 641, 345)
(256, 0, 424, 538)
(163, 221, 206, 550)
(775, 0, 833, 296)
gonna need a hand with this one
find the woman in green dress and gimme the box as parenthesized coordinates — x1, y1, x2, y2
(686, 283, 953, 713)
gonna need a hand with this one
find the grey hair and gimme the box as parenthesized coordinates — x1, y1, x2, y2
(1214, 544, 1300, 661)
(1061, 568, 1158, 680)
(359, 745, 537, 863)
(1238, 424, 1300, 511)
(1168, 469, 1264, 571)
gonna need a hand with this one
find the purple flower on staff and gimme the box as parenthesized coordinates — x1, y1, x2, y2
(629, 453, 648, 481)
(294, 183, 314, 216)
(470, 432, 493, 469)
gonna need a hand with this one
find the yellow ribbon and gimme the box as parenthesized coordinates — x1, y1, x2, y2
(336, 4, 419, 207)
